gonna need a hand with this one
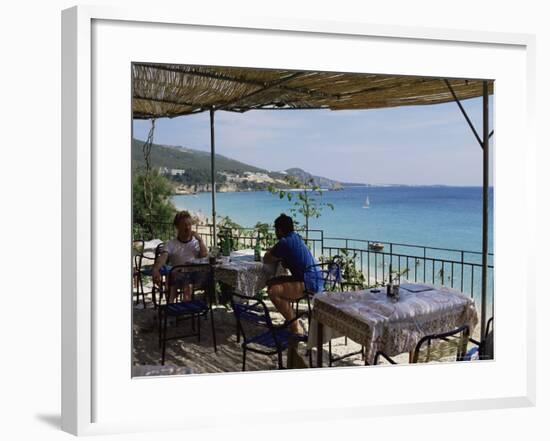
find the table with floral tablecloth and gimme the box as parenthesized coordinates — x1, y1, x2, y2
(308, 283, 478, 366)
(213, 250, 285, 298)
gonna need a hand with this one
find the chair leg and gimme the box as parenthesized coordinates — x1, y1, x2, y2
(161, 313, 168, 365)
(137, 274, 145, 307)
(151, 283, 157, 309)
(210, 307, 217, 352)
(143, 285, 147, 308)
(133, 277, 138, 305)
(158, 308, 162, 348)
(277, 350, 284, 369)
(328, 340, 333, 367)
(242, 347, 247, 371)
(197, 314, 201, 342)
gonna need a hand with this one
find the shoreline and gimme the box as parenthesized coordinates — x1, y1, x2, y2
(172, 184, 492, 196)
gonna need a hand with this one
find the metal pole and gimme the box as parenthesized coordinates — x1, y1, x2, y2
(481, 81, 489, 339)
(444, 80, 483, 148)
(210, 108, 217, 248)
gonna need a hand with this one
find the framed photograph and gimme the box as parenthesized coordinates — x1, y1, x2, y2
(62, 5, 536, 435)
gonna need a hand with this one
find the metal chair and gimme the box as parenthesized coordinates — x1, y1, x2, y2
(295, 255, 345, 321)
(374, 325, 471, 365)
(132, 240, 145, 306)
(158, 264, 217, 365)
(464, 317, 494, 361)
(306, 255, 345, 293)
(138, 243, 167, 308)
(231, 293, 311, 371)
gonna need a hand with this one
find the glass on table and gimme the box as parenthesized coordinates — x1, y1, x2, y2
(208, 246, 221, 264)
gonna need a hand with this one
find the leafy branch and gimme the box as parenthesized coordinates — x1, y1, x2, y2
(268, 176, 334, 241)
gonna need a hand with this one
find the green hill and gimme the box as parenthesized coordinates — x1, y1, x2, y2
(132, 138, 265, 174)
(131, 138, 359, 192)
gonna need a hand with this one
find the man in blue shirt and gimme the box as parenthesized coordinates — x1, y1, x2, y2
(263, 214, 321, 334)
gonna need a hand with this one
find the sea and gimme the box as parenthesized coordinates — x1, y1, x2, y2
(172, 185, 493, 254)
(172, 185, 494, 307)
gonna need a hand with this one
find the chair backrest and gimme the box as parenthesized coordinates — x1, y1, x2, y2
(305, 256, 343, 292)
(412, 325, 470, 363)
(139, 241, 164, 267)
(231, 293, 274, 341)
(168, 263, 213, 299)
(154, 242, 165, 261)
(479, 317, 494, 360)
(132, 239, 145, 270)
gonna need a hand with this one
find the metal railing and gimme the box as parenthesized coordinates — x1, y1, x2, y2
(134, 222, 493, 308)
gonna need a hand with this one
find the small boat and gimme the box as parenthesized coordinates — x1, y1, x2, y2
(369, 242, 384, 251)
(363, 195, 370, 208)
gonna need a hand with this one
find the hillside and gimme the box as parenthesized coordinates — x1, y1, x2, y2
(132, 138, 356, 193)
(132, 138, 265, 173)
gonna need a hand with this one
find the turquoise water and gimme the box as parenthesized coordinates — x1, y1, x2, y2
(173, 186, 493, 254)
(173, 186, 494, 308)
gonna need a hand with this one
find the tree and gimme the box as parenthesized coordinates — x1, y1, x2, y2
(268, 176, 333, 242)
(133, 167, 177, 240)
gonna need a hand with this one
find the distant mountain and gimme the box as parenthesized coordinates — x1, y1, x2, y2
(281, 168, 369, 189)
(283, 167, 341, 189)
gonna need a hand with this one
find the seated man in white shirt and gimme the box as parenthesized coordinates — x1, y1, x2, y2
(153, 211, 208, 302)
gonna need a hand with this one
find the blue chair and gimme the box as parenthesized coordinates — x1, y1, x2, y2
(305, 255, 345, 293)
(159, 264, 217, 365)
(295, 255, 345, 321)
(231, 293, 311, 371)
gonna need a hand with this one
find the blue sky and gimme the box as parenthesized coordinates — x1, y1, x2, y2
(133, 97, 493, 186)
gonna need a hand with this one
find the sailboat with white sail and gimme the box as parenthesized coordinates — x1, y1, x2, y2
(363, 195, 370, 208)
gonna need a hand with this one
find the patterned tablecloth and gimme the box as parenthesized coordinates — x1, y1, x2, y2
(214, 250, 283, 297)
(133, 246, 283, 297)
(308, 283, 478, 364)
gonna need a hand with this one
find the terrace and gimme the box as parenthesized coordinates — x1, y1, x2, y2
(131, 63, 493, 375)
(132, 223, 493, 374)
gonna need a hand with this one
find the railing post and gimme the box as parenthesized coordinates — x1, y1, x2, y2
(423, 247, 427, 282)
(460, 251, 465, 292)
(389, 243, 393, 282)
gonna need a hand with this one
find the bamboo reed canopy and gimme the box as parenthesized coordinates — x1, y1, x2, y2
(132, 63, 493, 119)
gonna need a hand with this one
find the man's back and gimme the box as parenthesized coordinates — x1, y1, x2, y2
(271, 232, 321, 292)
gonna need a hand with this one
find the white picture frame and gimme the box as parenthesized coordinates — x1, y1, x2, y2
(62, 5, 536, 436)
